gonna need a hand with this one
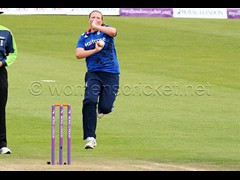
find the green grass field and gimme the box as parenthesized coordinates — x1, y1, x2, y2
(0, 15, 240, 170)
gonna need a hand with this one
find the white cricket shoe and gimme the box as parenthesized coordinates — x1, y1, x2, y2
(96, 109, 104, 119)
(0, 147, 11, 154)
(84, 137, 97, 149)
(97, 112, 104, 119)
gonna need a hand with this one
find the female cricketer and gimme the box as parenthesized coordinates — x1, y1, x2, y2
(75, 10, 120, 149)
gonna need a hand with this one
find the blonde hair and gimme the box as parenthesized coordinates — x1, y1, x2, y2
(89, 10, 103, 20)
(89, 10, 105, 26)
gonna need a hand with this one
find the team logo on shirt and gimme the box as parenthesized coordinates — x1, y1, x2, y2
(85, 37, 106, 48)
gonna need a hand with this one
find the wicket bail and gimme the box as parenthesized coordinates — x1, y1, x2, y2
(51, 103, 71, 165)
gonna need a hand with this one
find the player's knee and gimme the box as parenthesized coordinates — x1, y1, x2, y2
(83, 98, 97, 106)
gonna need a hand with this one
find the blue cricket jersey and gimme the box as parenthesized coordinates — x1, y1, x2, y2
(76, 25, 120, 74)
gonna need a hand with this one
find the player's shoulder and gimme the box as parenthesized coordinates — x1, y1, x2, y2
(81, 31, 88, 38)
(81, 32, 86, 37)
